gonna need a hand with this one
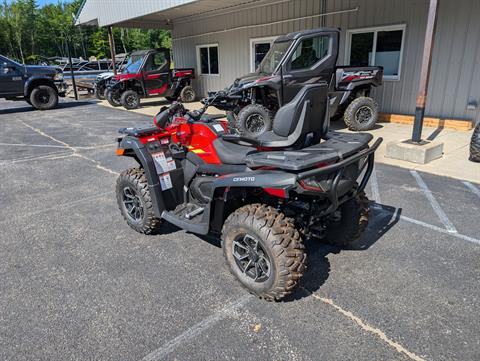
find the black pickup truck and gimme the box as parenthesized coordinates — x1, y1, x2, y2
(0, 55, 67, 110)
(205, 28, 383, 137)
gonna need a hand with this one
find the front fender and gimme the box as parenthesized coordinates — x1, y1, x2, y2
(118, 136, 166, 217)
(24, 75, 56, 96)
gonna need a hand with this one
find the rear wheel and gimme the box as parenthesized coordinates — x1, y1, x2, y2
(106, 89, 121, 107)
(222, 204, 306, 301)
(121, 90, 141, 110)
(469, 121, 480, 162)
(95, 85, 106, 100)
(344, 96, 378, 131)
(29, 85, 58, 110)
(324, 191, 370, 247)
(116, 168, 163, 234)
(236, 104, 272, 138)
(179, 85, 196, 103)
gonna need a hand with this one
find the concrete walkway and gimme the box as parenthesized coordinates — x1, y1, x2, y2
(99, 98, 479, 183)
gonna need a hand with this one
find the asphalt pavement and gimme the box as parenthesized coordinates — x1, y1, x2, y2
(0, 98, 479, 361)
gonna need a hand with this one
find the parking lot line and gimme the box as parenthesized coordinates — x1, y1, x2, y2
(303, 288, 426, 361)
(0, 150, 73, 165)
(370, 167, 381, 204)
(462, 181, 480, 199)
(410, 170, 457, 233)
(140, 295, 252, 361)
(0, 142, 68, 148)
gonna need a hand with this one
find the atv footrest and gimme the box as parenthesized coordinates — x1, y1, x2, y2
(161, 202, 210, 235)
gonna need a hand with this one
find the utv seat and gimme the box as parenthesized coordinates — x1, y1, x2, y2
(222, 83, 329, 149)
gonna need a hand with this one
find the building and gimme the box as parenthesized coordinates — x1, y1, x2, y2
(76, 0, 480, 125)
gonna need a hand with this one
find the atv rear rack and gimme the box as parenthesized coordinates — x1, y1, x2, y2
(297, 137, 383, 214)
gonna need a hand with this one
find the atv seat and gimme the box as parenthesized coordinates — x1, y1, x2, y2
(223, 83, 328, 149)
(213, 138, 257, 165)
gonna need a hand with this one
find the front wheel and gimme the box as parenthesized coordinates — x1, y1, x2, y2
(116, 168, 163, 234)
(121, 90, 141, 110)
(222, 204, 306, 301)
(105, 89, 122, 107)
(29, 85, 58, 110)
(236, 104, 272, 138)
(95, 85, 106, 100)
(343, 96, 378, 131)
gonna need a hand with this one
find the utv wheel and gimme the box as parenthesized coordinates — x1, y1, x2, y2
(469, 121, 480, 162)
(222, 204, 306, 301)
(179, 85, 196, 103)
(106, 89, 121, 107)
(30, 85, 58, 110)
(95, 86, 106, 100)
(121, 90, 141, 110)
(236, 104, 272, 138)
(344, 96, 378, 131)
(324, 191, 370, 247)
(116, 168, 163, 234)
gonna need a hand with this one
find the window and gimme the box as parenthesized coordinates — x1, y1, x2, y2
(144, 53, 167, 72)
(196, 44, 219, 75)
(289, 34, 331, 70)
(347, 25, 405, 80)
(250, 37, 276, 72)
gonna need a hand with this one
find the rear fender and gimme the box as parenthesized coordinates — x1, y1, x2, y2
(118, 136, 166, 217)
(213, 170, 297, 195)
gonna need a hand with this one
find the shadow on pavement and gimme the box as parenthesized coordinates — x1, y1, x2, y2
(0, 101, 94, 115)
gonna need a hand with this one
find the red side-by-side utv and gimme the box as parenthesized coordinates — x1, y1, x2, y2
(105, 48, 196, 110)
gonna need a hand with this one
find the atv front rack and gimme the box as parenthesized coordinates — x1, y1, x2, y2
(297, 137, 383, 214)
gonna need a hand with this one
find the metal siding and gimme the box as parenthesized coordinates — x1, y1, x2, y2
(171, 0, 479, 124)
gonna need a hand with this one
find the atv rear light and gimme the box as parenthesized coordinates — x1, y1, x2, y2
(116, 148, 125, 156)
(299, 177, 325, 192)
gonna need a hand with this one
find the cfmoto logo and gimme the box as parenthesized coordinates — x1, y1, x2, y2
(233, 176, 255, 182)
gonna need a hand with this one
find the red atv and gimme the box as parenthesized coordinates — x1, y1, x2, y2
(105, 48, 196, 110)
(115, 85, 382, 300)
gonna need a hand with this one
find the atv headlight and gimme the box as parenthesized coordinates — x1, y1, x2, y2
(54, 72, 63, 81)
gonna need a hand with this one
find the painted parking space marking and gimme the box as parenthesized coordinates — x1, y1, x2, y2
(140, 295, 252, 361)
(0, 150, 74, 165)
(462, 181, 480, 199)
(302, 288, 426, 361)
(410, 170, 457, 233)
(370, 166, 381, 204)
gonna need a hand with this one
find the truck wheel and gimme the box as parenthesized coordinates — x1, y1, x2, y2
(29, 85, 58, 110)
(179, 86, 196, 103)
(106, 89, 121, 107)
(324, 191, 370, 247)
(344, 97, 378, 131)
(222, 204, 306, 301)
(116, 168, 163, 234)
(121, 90, 141, 110)
(236, 104, 272, 138)
(469, 121, 480, 162)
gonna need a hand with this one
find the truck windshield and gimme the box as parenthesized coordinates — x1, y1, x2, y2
(257, 40, 292, 74)
(123, 54, 144, 74)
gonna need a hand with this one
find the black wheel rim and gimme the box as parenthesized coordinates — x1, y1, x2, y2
(245, 114, 266, 135)
(122, 186, 144, 222)
(36, 90, 50, 104)
(232, 234, 271, 282)
(183, 88, 195, 102)
(125, 94, 137, 107)
(354, 106, 373, 124)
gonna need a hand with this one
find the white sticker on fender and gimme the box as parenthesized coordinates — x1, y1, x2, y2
(212, 124, 224, 133)
(152, 152, 168, 173)
(159, 173, 173, 190)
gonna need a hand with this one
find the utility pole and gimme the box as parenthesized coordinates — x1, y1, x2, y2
(411, 0, 439, 143)
(66, 37, 78, 101)
(107, 26, 117, 75)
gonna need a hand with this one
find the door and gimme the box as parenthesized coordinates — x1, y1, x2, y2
(142, 52, 170, 96)
(250, 37, 276, 73)
(0, 60, 24, 96)
(281, 32, 338, 104)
